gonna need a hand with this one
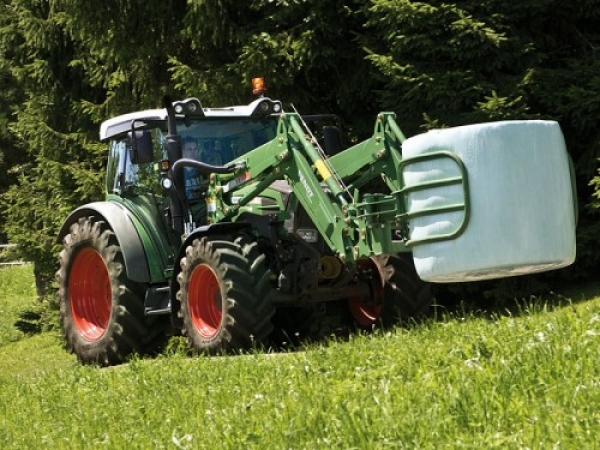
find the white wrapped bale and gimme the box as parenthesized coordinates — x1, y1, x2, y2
(402, 120, 576, 282)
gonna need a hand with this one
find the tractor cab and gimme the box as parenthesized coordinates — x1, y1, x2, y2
(100, 96, 282, 192)
(100, 88, 284, 237)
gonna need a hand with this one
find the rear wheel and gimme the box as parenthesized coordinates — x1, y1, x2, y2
(177, 234, 275, 354)
(57, 216, 152, 366)
(349, 253, 433, 328)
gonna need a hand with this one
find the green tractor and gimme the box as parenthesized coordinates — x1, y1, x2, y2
(56, 80, 576, 365)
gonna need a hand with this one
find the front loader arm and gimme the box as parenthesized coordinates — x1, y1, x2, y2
(211, 112, 412, 263)
(327, 112, 406, 193)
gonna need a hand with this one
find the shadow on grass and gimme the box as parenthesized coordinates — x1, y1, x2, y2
(267, 300, 354, 352)
(21, 275, 600, 361)
(430, 273, 600, 323)
(556, 280, 600, 303)
(266, 274, 600, 354)
(167, 277, 600, 357)
(14, 310, 43, 335)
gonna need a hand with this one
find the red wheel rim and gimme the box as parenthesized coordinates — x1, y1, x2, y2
(188, 264, 222, 338)
(69, 247, 111, 342)
(349, 301, 383, 328)
(349, 258, 385, 327)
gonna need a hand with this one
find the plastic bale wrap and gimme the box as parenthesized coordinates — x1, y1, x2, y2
(402, 120, 576, 282)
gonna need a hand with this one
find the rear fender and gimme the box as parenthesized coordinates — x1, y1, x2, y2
(57, 202, 150, 282)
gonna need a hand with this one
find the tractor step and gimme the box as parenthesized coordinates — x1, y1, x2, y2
(144, 286, 171, 315)
(145, 306, 171, 316)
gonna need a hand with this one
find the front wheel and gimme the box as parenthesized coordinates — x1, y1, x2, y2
(57, 217, 151, 366)
(349, 253, 433, 329)
(177, 235, 275, 354)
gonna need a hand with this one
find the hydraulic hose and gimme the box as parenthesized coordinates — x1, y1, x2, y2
(171, 158, 238, 178)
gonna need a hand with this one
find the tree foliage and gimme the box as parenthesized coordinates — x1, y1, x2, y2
(1, 0, 600, 294)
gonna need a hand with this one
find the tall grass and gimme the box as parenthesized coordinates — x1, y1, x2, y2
(0, 265, 599, 449)
(0, 264, 38, 345)
(0, 264, 75, 379)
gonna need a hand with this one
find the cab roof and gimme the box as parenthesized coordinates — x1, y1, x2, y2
(99, 97, 282, 141)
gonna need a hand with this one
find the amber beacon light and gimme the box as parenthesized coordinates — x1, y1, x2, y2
(252, 77, 267, 96)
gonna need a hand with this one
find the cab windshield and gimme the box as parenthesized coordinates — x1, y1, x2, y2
(106, 116, 278, 196)
(177, 117, 278, 165)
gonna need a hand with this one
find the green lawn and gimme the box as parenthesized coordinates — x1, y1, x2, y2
(1, 265, 599, 449)
(0, 264, 39, 345)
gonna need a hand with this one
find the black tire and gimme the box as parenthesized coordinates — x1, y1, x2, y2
(177, 234, 275, 354)
(349, 253, 433, 328)
(57, 216, 156, 366)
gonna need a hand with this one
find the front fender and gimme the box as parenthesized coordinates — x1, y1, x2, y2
(57, 201, 150, 282)
(171, 221, 251, 283)
(169, 221, 251, 325)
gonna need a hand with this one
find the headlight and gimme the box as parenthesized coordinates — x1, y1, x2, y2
(172, 98, 203, 116)
(187, 101, 199, 113)
(252, 99, 283, 116)
(258, 100, 271, 114)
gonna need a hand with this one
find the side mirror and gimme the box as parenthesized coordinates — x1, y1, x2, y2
(128, 129, 154, 164)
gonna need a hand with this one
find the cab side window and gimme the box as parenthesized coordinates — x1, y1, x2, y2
(106, 129, 167, 196)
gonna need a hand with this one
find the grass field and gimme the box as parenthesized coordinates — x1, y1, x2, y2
(1, 264, 599, 449)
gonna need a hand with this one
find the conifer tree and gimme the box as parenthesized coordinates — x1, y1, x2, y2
(2, 0, 600, 294)
(0, 0, 103, 293)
